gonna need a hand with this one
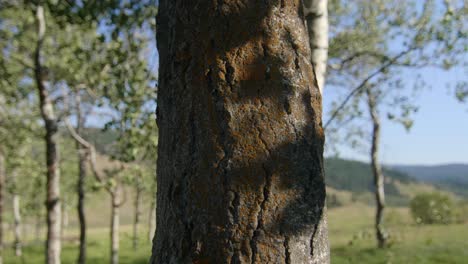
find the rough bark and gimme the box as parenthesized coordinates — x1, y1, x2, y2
(110, 194, 120, 264)
(366, 88, 387, 248)
(132, 175, 143, 249)
(303, 0, 328, 93)
(34, 5, 61, 264)
(0, 151, 4, 264)
(151, 1, 329, 263)
(75, 95, 87, 264)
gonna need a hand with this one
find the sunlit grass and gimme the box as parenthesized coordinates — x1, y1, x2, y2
(3, 226, 152, 264)
(329, 205, 468, 264)
(3, 204, 467, 263)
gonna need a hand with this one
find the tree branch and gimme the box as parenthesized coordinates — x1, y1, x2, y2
(323, 48, 414, 130)
(64, 118, 109, 190)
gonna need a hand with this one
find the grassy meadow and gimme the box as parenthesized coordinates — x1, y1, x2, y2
(2, 204, 467, 263)
(328, 205, 468, 264)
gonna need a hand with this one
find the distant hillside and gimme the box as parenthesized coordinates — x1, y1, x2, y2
(80, 127, 119, 154)
(392, 164, 468, 197)
(61, 126, 458, 205)
(324, 158, 418, 205)
(60, 127, 119, 155)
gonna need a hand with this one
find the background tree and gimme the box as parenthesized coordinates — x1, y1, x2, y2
(74, 92, 88, 264)
(147, 174, 157, 242)
(33, 5, 63, 261)
(304, 0, 329, 93)
(325, 0, 468, 247)
(122, 165, 155, 250)
(3, 1, 157, 262)
(5, 135, 44, 257)
(0, 17, 41, 258)
(63, 6, 157, 262)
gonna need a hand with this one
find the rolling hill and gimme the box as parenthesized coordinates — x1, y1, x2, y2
(323, 158, 439, 206)
(71, 128, 462, 205)
(392, 164, 468, 197)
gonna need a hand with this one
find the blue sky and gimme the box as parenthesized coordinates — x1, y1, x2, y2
(323, 65, 468, 165)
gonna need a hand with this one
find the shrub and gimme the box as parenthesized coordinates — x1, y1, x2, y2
(454, 201, 468, 223)
(327, 194, 343, 208)
(410, 192, 455, 224)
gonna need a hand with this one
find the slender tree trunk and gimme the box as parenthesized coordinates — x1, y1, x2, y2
(110, 194, 120, 264)
(366, 88, 387, 248)
(10, 171, 22, 256)
(76, 150, 87, 264)
(0, 151, 4, 264)
(34, 5, 61, 264)
(13, 191, 22, 256)
(75, 95, 87, 264)
(303, 0, 329, 93)
(132, 176, 142, 250)
(148, 197, 156, 242)
(151, 1, 329, 263)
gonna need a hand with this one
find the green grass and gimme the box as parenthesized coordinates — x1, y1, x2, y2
(3, 204, 467, 263)
(3, 226, 152, 264)
(328, 205, 468, 264)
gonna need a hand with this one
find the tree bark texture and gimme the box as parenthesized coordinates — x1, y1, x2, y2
(303, 0, 328, 93)
(366, 88, 387, 248)
(151, 1, 329, 263)
(34, 5, 61, 264)
(0, 152, 4, 264)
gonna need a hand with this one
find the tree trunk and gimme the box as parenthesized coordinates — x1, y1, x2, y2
(151, 1, 329, 263)
(132, 176, 142, 250)
(13, 193, 22, 256)
(75, 95, 87, 264)
(110, 195, 120, 264)
(303, 0, 329, 93)
(366, 88, 387, 248)
(0, 152, 4, 264)
(77, 149, 87, 264)
(34, 5, 61, 264)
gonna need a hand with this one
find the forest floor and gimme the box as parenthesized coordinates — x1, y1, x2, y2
(2, 204, 467, 263)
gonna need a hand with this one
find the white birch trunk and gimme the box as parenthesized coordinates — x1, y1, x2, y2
(13, 194, 22, 256)
(303, 0, 329, 93)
